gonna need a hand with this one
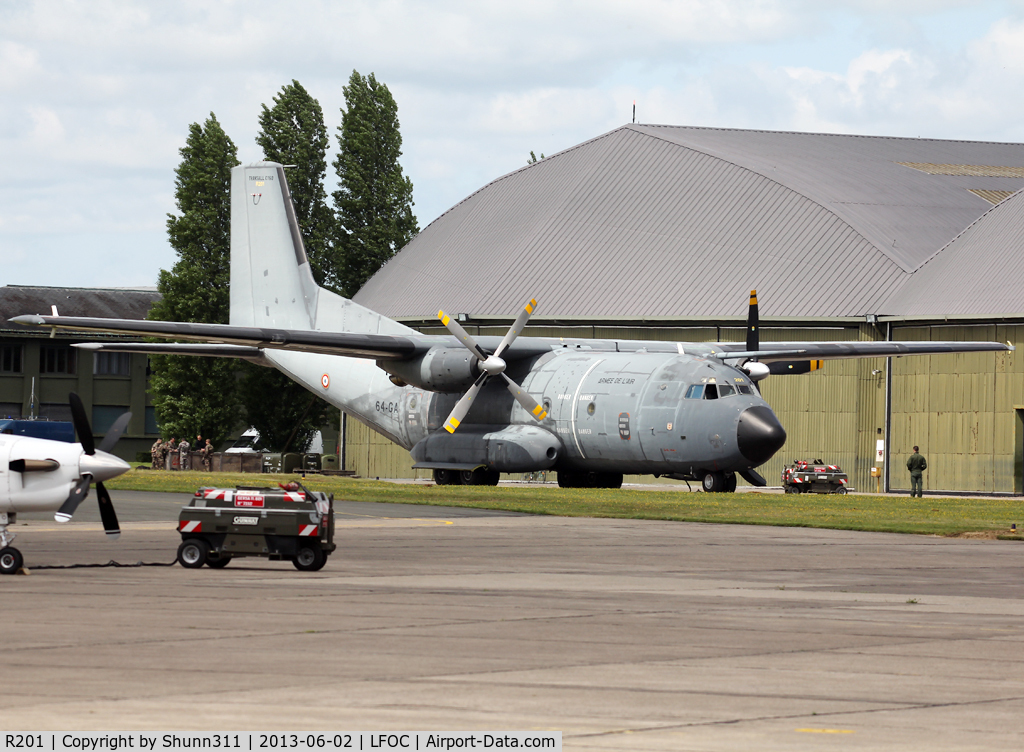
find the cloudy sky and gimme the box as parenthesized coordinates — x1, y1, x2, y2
(3, 0, 1024, 289)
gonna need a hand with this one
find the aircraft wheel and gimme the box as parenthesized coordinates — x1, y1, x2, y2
(0, 546, 23, 575)
(293, 544, 326, 572)
(207, 555, 231, 568)
(459, 468, 500, 486)
(701, 471, 726, 493)
(557, 471, 581, 488)
(724, 473, 737, 493)
(593, 472, 623, 489)
(177, 538, 209, 569)
(433, 468, 457, 485)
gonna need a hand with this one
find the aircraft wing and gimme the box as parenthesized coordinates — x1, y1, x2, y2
(9, 315, 431, 360)
(712, 340, 1014, 362)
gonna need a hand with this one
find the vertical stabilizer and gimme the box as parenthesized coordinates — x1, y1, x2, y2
(230, 163, 412, 336)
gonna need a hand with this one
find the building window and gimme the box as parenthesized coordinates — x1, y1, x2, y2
(1, 345, 22, 373)
(0, 402, 21, 419)
(39, 346, 77, 375)
(145, 406, 159, 435)
(94, 351, 131, 376)
(92, 406, 129, 434)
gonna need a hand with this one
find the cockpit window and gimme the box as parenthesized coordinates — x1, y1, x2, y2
(704, 383, 718, 400)
(685, 384, 703, 399)
(718, 383, 736, 397)
(737, 384, 753, 395)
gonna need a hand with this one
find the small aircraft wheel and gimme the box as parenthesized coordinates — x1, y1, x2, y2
(293, 544, 326, 572)
(724, 473, 738, 493)
(206, 555, 231, 568)
(702, 471, 726, 493)
(177, 538, 209, 569)
(433, 468, 456, 485)
(0, 546, 24, 575)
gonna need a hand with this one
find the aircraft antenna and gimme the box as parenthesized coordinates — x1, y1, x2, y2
(632, 101, 636, 124)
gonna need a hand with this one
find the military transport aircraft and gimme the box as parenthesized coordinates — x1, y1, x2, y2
(10, 163, 1013, 494)
(0, 393, 130, 573)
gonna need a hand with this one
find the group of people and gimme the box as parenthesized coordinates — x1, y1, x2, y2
(150, 435, 214, 471)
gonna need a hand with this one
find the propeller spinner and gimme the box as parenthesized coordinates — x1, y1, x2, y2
(437, 299, 548, 433)
(53, 393, 131, 538)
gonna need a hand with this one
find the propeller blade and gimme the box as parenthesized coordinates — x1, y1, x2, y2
(68, 392, 95, 455)
(501, 373, 548, 422)
(95, 482, 120, 540)
(494, 298, 537, 358)
(438, 309, 488, 361)
(443, 372, 488, 433)
(55, 474, 92, 522)
(746, 289, 759, 353)
(97, 411, 132, 454)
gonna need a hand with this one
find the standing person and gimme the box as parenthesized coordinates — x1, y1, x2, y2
(178, 437, 191, 471)
(201, 438, 213, 471)
(907, 446, 927, 497)
(150, 438, 163, 470)
(166, 438, 178, 470)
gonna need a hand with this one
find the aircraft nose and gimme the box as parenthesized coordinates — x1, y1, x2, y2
(80, 450, 131, 483)
(737, 406, 787, 465)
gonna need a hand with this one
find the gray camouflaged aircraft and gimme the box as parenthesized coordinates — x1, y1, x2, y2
(11, 163, 1014, 491)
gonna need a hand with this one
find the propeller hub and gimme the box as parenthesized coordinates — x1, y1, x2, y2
(480, 354, 506, 376)
(80, 450, 131, 484)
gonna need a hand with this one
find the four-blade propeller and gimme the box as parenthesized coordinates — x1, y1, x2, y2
(437, 299, 548, 433)
(54, 393, 131, 538)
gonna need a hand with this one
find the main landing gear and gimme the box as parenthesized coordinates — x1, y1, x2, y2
(433, 468, 501, 486)
(0, 519, 23, 575)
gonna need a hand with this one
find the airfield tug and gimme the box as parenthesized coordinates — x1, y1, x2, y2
(177, 483, 335, 571)
(781, 459, 850, 494)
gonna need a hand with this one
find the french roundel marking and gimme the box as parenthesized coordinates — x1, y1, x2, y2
(321, 373, 330, 389)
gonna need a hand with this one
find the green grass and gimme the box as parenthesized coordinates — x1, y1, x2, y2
(109, 467, 1024, 537)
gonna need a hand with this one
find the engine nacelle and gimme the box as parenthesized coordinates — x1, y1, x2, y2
(379, 349, 479, 392)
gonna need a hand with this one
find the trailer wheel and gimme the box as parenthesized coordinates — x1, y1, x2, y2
(834, 486, 848, 495)
(177, 538, 209, 569)
(207, 555, 231, 568)
(0, 546, 23, 575)
(293, 544, 326, 572)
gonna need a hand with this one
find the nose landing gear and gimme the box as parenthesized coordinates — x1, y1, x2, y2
(0, 519, 23, 575)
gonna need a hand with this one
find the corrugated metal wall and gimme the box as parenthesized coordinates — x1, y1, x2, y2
(890, 324, 1021, 493)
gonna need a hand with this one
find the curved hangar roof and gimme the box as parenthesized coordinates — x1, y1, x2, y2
(354, 124, 1024, 319)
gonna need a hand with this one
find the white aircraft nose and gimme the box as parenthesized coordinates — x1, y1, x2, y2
(80, 450, 131, 483)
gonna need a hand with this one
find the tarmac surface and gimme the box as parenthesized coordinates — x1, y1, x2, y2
(2, 490, 1023, 750)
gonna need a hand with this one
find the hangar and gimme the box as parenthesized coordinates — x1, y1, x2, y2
(349, 124, 1024, 494)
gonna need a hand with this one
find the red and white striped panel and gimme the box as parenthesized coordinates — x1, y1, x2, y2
(298, 524, 319, 537)
(203, 489, 230, 500)
(179, 520, 202, 533)
(283, 492, 306, 502)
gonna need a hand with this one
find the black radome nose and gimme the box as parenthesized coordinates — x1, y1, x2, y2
(737, 406, 787, 464)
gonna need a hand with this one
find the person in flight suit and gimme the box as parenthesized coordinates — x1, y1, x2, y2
(907, 446, 927, 497)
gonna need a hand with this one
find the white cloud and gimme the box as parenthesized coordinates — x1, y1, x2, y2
(2, 1, 1024, 287)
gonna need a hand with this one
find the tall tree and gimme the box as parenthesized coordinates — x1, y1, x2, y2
(333, 70, 418, 297)
(148, 113, 241, 445)
(242, 80, 336, 453)
(256, 80, 338, 291)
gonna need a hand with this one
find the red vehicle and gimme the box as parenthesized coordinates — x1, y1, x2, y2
(782, 459, 849, 494)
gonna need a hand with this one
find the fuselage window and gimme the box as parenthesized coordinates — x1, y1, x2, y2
(685, 384, 704, 399)
(718, 383, 736, 397)
(704, 384, 718, 400)
(737, 384, 752, 395)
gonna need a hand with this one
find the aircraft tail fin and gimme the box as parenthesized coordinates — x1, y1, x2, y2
(230, 163, 412, 336)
